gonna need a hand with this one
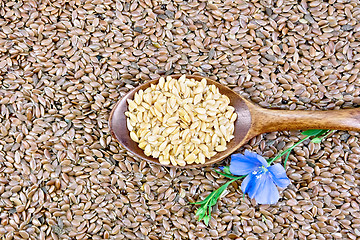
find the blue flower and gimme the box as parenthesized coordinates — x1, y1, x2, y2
(229, 150, 290, 204)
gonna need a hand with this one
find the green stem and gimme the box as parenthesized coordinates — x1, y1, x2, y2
(283, 150, 291, 168)
(320, 130, 334, 140)
(267, 135, 311, 165)
(227, 176, 244, 184)
(202, 175, 244, 207)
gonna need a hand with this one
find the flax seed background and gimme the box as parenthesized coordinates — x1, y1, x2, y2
(0, 0, 359, 239)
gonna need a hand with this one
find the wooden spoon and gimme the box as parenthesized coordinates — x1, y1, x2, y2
(109, 74, 360, 168)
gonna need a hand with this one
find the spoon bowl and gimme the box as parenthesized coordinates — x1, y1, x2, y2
(109, 74, 360, 168)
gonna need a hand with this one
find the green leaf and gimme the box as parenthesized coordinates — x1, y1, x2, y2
(197, 214, 205, 221)
(196, 213, 206, 221)
(211, 182, 232, 203)
(313, 130, 333, 142)
(191, 199, 206, 205)
(194, 175, 244, 224)
(283, 151, 291, 168)
(197, 210, 206, 221)
(192, 191, 215, 205)
(314, 129, 329, 137)
(311, 138, 322, 143)
(207, 204, 212, 216)
(214, 182, 231, 198)
(222, 166, 232, 175)
(203, 215, 210, 226)
(195, 206, 206, 217)
(302, 129, 325, 136)
(214, 169, 238, 179)
(209, 196, 217, 207)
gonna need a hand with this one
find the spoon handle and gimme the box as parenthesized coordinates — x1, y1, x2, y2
(250, 106, 360, 135)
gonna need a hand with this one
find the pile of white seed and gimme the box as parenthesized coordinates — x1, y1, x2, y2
(125, 75, 237, 166)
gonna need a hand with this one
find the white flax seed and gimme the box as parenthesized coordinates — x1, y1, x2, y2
(125, 75, 237, 166)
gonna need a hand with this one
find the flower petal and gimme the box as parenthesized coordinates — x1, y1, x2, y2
(241, 171, 264, 199)
(254, 174, 279, 204)
(229, 151, 264, 175)
(268, 163, 291, 188)
(244, 150, 268, 167)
